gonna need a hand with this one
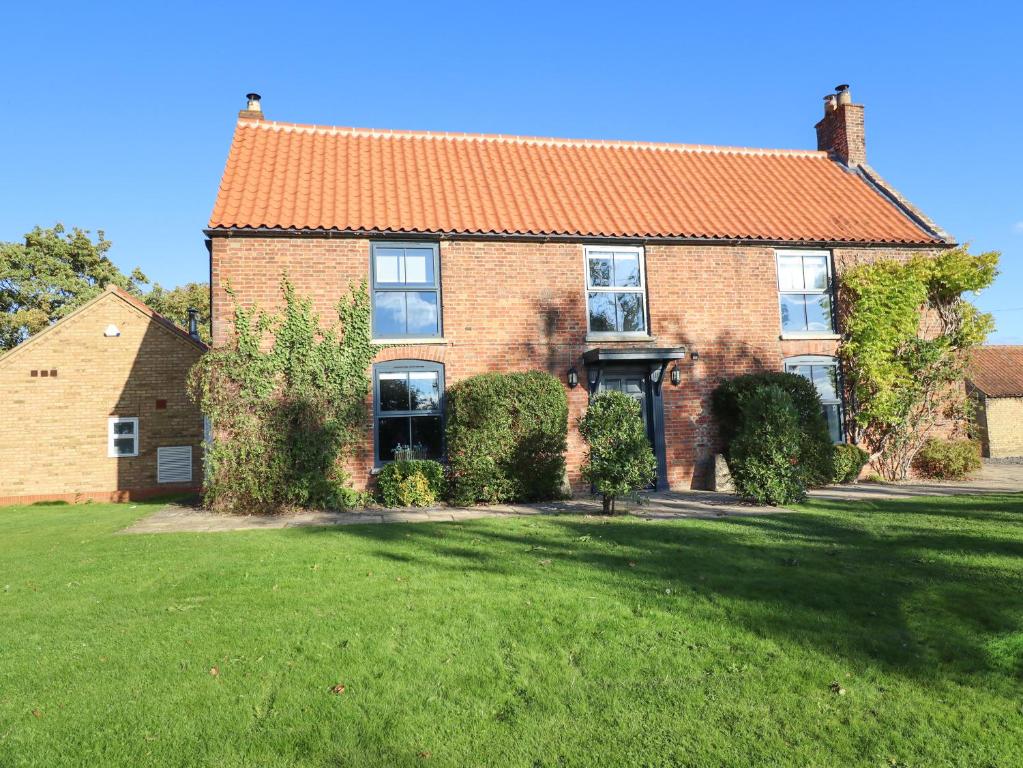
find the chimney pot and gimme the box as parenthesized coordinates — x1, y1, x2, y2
(835, 84, 852, 105)
(239, 92, 264, 120)
(815, 84, 865, 167)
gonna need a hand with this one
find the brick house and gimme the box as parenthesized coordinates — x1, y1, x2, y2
(206, 87, 952, 492)
(0, 286, 207, 504)
(968, 346, 1023, 459)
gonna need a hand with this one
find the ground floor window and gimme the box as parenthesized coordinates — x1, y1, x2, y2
(373, 360, 444, 463)
(108, 416, 139, 457)
(784, 356, 843, 443)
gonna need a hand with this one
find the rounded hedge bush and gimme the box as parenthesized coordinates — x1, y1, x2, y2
(711, 371, 835, 487)
(446, 371, 568, 505)
(727, 384, 806, 505)
(832, 444, 870, 484)
(377, 459, 446, 507)
(913, 438, 981, 480)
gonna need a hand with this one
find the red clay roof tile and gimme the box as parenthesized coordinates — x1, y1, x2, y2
(969, 346, 1023, 398)
(209, 119, 943, 244)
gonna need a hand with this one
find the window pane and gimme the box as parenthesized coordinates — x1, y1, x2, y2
(588, 256, 612, 287)
(410, 416, 443, 458)
(379, 373, 410, 411)
(811, 365, 838, 401)
(375, 248, 404, 284)
(405, 291, 439, 336)
(404, 248, 434, 285)
(613, 252, 641, 287)
(778, 255, 804, 291)
(378, 417, 409, 462)
(588, 292, 617, 332)
(803, 256, 829, 291)
(113, 420, 135, 435)
(114, 437, 135, 455)
(617, 292, 646, 332)
(780, 294, 808, 332)
(823, 404, 842, 443)
(805, 294, 833, 331)
(409, 372, 440, 411)
(373, 291, 406, 336)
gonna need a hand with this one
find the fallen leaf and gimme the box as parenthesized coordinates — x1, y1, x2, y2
(628, 561, 637, 568)
(829, 681, 846, 696)
(210, 666, 219, 677)
(417, 750, 432, 759)
(330, 683, 346, 695)
(31, 709, 42, 718)
(538, 559, 552, 567)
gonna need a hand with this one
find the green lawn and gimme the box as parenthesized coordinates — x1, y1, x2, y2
(1, 495, 1022, 767)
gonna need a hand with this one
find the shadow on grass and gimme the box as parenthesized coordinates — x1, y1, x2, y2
(300, 493, 1023, 684)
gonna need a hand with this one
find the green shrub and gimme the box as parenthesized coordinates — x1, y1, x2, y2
(578, 391, 657, 514)
(832, 444, 870, 484)
(913, 438, 981, 480)
(377, 460, 446, 507)
(726, 385, 806, 505)
(446, 371, 568, 505)
(711, 372, 835, 487)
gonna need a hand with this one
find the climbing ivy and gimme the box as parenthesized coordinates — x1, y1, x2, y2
(188, 277, 377, 513)
(839, 246, 998, 480)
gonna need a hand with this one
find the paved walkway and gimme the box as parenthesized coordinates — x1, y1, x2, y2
(119, 463, 1023, 535)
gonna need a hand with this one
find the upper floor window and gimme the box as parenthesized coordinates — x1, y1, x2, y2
(108, 416, 139, 458)
(371, 243, 441, 339)
(585, 246, 647, 335)
(373, 360, 444, 464)
(777, 250, 834, 334)
(784, 356, 843, 443)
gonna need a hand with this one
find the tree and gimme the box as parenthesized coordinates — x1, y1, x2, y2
(0, 224, 148, 350)
(146, 282, 211, 343)
(578, 391, 657, 514)
(840, 246, 998, 480)
(726, 385, 806, 505)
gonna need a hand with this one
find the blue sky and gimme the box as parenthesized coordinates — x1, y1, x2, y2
(2, 1, 1020, 341)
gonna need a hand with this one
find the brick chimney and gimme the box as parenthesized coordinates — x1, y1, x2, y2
(238, 92, 263, 121)
(815, 84, 865, 167)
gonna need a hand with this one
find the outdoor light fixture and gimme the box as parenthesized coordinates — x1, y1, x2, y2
(587, 367, 600, 390)
(691, 350, 700, 361)
(567, 367, 579, 388)
(670, 364, 682, 386)
(104, 324, 120, 338)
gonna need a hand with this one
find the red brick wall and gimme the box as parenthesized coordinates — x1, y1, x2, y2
(210, 235, 938, 491)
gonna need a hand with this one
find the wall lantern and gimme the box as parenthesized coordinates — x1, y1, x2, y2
(104, 324, 121, 337)
(691, 350, 700, 362)
(587, 367, 600, 390)
(670, 365, 682, 386)
(567, 367, 579, 388)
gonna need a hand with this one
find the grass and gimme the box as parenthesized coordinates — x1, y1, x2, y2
(1, 495, 1022, 767)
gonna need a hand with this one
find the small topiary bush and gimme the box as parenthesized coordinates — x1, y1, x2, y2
(726, 385, 806, 505)
(712, 372, 836, 487)
(578, 390, 657, 514)
(377, 459, 446, 507)
(913, 438, 981, 480)
(446, 371, 568, 505)
(832, 444, 870, 484)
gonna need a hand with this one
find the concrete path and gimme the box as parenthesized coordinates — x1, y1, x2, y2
(119, 462, 1023, 535)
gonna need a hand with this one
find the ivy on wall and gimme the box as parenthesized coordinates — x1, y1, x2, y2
(188, 277, 377, 513)
(839, 246, 998, 480)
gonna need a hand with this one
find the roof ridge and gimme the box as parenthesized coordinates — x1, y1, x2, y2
(236, 118, 828, 158)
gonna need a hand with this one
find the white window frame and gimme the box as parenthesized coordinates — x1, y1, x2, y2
(107, 416, 139, 458)
(776, 249, 836, 336)
(784, 355, 844, 443)
(583, 245, 649, 338)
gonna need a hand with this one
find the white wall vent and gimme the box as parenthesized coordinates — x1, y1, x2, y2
(157, 446, 193, 484)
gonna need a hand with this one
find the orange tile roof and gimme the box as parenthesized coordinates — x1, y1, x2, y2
(209, 118, 943, 244)
(969, 346, 1023, 398)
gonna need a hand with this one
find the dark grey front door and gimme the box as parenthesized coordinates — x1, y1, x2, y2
(599, 370, 658, 486)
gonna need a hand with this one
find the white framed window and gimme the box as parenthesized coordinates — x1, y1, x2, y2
(585, 245, 648, 336)
(776, 250, 834, 334)
(784, 356, 844, 443)
(108, 417, 139, 458)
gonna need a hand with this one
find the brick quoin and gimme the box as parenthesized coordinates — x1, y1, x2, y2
(209, 234, 940, 492)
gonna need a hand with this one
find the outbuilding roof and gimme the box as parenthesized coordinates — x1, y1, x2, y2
(209, 117, 945, 245)
(969, 345, 1023, 398)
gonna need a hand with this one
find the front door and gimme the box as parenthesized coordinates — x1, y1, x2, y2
(599, 370, 658, 487)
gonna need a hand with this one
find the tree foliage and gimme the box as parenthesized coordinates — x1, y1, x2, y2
(187, 277, 377, 513)
(726, 385, 806, 505)
(840, 246, 998, 480)
(0, 224, 147, 349)
(146, 282, 211, 343)
(578, 391, 657, 514)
